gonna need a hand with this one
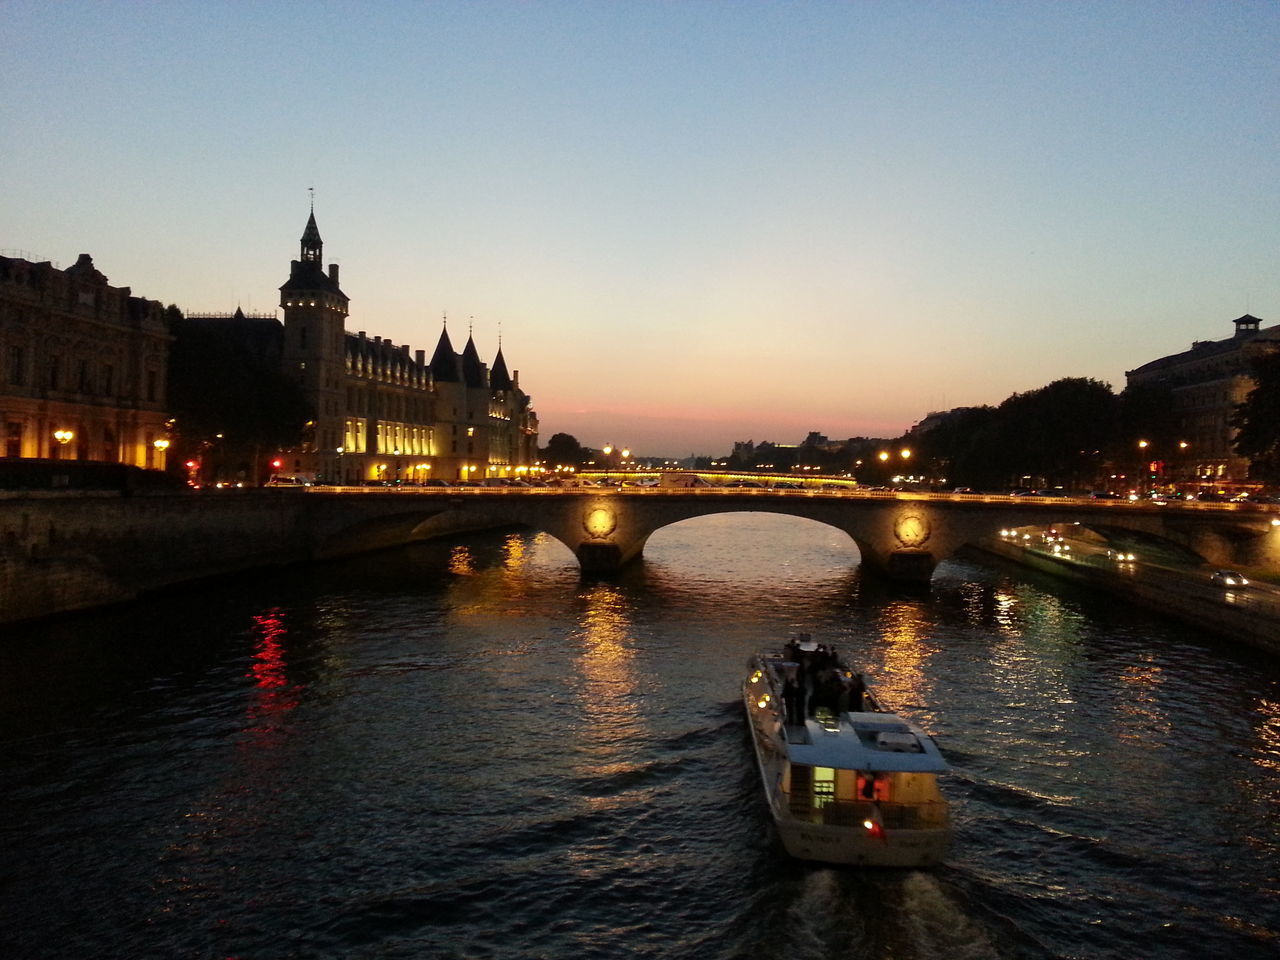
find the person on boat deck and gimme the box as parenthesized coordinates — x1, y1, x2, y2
(783, 672, 804, 725)
(809, 665, 844, 717)
(846, 672, 866, 712)
(784, 638, 802, 663)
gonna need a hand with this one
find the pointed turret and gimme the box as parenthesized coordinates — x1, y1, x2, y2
(461, 334, 485, 388)
(301, 210, 323, 263)
(430, 323, 460, 381)
(280, 207, 345, 300)
(489, 345, 513, 391)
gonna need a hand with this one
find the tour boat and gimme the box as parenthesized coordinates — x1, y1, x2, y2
(742, 641, 951, 867)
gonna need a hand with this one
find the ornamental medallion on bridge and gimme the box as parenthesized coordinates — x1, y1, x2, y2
(893, 513, 931, 549)
(583, 507, 617, 539)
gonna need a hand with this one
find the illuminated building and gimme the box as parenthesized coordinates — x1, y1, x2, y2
(0, 251, 171, 468)
(276, 209, 538, 483)
(1125, 314, 1279, 488)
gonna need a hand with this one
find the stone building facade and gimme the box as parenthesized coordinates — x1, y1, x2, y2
(0, 251, 171, 468)
(276, 211, 538, 484)
(1125, 314, 1280, 488)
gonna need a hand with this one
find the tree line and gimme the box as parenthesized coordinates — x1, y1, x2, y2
(539, 357, 1280, 491)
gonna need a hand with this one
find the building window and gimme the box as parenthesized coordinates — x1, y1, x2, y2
(101, 364, 114, 397)
(5, 422, 21, 458)
(8, 346, 25, 386)
(77, 359, 90, 393)
(103, 427, 116, 462)
(146, 370, 158, 402)
(48, 356, 60, 390)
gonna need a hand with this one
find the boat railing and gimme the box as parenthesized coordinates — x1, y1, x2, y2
(784, 791, 950, 831)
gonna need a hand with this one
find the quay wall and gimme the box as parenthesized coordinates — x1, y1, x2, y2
(0, 491, 314, 625)
(975, 538, 1279, 655)
(0, 491, 504, 626)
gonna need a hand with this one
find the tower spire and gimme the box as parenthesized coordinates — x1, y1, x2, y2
(300, 201, 322, 264)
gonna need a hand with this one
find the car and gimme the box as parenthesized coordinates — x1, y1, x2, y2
(1210, 570, 1249, 588)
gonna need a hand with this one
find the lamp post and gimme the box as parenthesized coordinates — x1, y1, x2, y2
(153, 437, 170, 470)
(52, 428, 74, 460)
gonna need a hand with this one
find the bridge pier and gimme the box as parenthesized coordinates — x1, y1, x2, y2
(576, 541, 625, 573)
(881, 550, 937, 582)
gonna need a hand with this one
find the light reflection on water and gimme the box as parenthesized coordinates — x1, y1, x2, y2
(0, 513, 1276, 960)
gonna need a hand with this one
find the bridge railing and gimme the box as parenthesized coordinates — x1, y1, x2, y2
(301, 483, 1280, 517)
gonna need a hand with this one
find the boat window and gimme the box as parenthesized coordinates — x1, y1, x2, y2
(857, 773, 892, 802)
(813, 766, 836, 808)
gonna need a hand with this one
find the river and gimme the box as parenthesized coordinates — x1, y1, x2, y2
(1, 513, 1276, 959)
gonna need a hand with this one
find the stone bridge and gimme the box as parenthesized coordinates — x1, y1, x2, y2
(4, 487, 1279, 624)
(305, 487, 1280, 582)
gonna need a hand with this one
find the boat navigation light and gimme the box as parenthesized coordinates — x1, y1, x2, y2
(863, 820, 875, 830)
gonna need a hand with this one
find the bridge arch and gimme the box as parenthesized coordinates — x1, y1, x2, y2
(635, 509, 868, 569)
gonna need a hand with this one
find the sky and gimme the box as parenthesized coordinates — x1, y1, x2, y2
(4, 2, 1278, 458)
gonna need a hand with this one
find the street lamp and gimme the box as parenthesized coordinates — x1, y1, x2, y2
(52, 429, 74, 459)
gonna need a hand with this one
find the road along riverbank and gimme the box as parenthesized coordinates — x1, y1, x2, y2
(974, 537, 1278, 654)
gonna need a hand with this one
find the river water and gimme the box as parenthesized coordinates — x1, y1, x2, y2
(1, 513, 1277, 959)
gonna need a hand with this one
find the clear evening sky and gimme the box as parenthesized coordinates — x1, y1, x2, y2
(4, 2, 1277, 457)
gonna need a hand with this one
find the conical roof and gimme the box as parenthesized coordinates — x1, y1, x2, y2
(430, 325, 460, 381)
(489, 346, 513, 391)
(461, 335, 485, 388)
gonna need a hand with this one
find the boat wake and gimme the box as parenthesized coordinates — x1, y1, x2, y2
(891, 871, 1002, 960)
(768, 868, 1003, 960)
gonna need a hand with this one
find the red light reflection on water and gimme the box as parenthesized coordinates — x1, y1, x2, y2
(245, 608, 299, 729)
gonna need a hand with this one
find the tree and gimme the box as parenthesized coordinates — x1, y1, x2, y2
(919, 380, 1116, 490)
(540, 432, 585, 469)
(1232, 350, 1280, 484)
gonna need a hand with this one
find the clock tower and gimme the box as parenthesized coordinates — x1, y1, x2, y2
(279, 207, 349, 479)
